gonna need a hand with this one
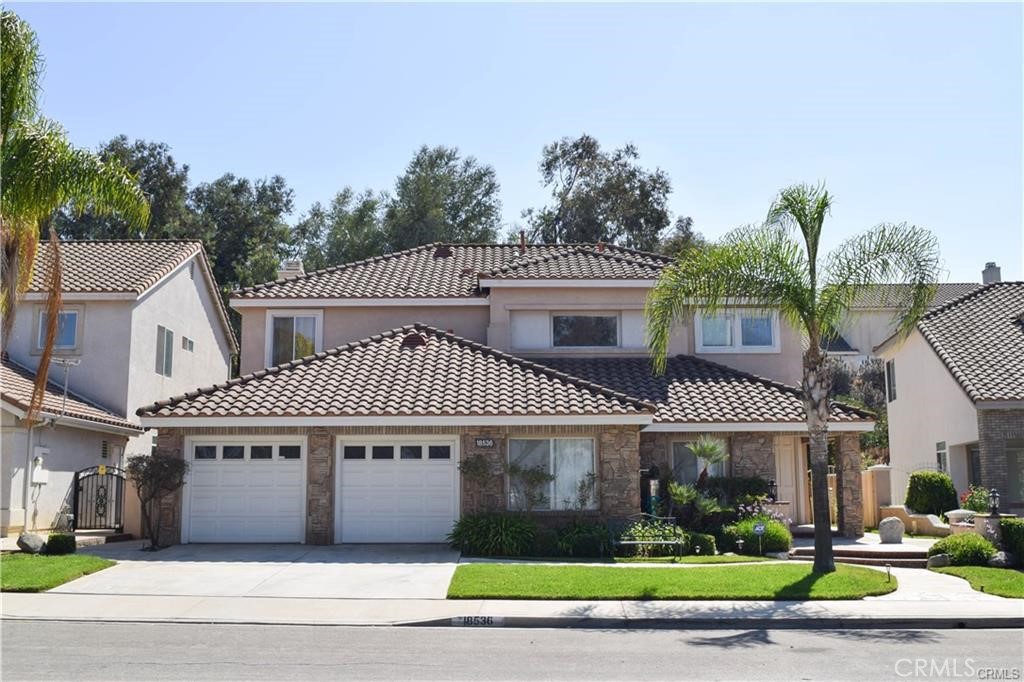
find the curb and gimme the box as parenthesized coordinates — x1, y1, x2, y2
(405, 615, 1024, 630)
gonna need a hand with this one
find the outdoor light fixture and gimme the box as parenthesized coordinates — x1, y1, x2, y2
(736, 538, 745, 553)
(989, 488, 1000, 515)
(768, 478, 778, 502)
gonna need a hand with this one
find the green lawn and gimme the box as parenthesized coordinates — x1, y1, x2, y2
(614, 555, 771, 565)
(448, 562, 897, 600)
(1, 553, 115, 592)
(932, 566, 1024, 599)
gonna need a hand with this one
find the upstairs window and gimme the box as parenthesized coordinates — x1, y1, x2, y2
(156, 325, 173, 377)
(935, 441, 948, 474)
(885, 360, 897, 402)
(267, 311, 321, 366)
(552, 314, 618, 348)
(36, 309, 80, 351)
(696, 310, 779, 353)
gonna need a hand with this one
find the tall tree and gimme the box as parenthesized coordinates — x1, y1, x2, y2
(0, 10, 148, 418)
(646, 184, 940, 572)
(658, 216, 704, 257)
(383, 145, 501, 250)
(53, 136, 193, 240)
(523, 134, 672, 251)
(188, 174, 293, 291)
(292, 188, 388, 271)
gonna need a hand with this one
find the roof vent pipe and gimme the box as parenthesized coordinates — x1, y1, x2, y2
(518, 230, 526, 255)
(982, 262, 1001, 284)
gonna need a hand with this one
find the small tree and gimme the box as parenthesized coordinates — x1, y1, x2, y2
(126, 454, 189, 550)
(689, 435, 729, 488)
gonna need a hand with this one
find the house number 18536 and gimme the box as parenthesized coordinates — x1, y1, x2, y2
(452, 616, 503, 626)
(474, 438, 495, 448)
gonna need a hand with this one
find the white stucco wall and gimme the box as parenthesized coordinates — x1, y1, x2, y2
(1, 412, 128, 534)
(880, 330, 979, 503)
(839, 309, 899, 356)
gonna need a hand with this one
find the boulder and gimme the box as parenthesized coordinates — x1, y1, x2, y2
(16, 532, 45, 554)
(766, 551, 790, 560)
(988, 551, 1017, 569)
(879, 516, 905, 544)
(927, 553, 951, 568)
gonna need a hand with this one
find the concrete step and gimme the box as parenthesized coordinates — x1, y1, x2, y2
(790, 554, 929, 569)
(74, 531, 133, 547)
(791, 525, 839, 538)
(791, 546, 928, 560)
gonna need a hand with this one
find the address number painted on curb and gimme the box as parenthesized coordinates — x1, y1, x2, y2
(452, 616, 505, 627)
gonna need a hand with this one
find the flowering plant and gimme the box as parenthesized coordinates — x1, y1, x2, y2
(735, 495, 791, 526)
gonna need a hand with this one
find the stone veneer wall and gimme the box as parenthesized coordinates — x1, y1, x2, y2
(151, 423, 642, 545)
(834, 432, 864, 538)
(977, 409, 1024, 509)
(639, 431, 776, 480)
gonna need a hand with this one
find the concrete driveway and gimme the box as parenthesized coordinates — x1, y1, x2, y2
(58, 543, 460, 599)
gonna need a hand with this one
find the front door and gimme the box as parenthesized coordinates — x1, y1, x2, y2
(774, 436, 801, 522)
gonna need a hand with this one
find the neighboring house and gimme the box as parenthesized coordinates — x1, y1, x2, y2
(1, 240, 236, 536)
(137, 242, 872, 546)
(831, 267, 996, 367)
(1, 358, 143, 535)
(877, 281, 1024, 514)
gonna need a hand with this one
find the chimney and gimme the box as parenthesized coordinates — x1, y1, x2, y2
(518, 230, 526, 255)
(596, 240, 605, 253)
(982, 262, 1001, 284)
(277, 259, 305, 281)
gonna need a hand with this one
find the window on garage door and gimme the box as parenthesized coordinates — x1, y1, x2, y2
(191, 443, 304, 460)
(341, 443, 452, 461)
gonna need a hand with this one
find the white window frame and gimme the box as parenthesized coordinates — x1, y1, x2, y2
(181, 336, 195, 352)
(156, 325, 174, 377)
(670, 439, 727, 484)
(181, 434, 308, 545)
(550, 311, 621, 349)
(264, 309, 324, 368)
(695, 310, 781, 354)
(507, 437, 598, 511)
(33, 305, 84, 354)
(936, 441, 948, 474)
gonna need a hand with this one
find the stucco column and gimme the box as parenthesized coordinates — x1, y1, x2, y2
(836, 432, 864, 538)
(306, 430, 334, 544)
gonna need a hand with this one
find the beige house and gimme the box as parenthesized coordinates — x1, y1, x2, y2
(1, 240, 237, 536)
(877, 281, 1024, 513)
(139, 243, 872, 545)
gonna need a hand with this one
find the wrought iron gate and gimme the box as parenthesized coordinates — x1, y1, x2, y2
(73, 465, 125, 531)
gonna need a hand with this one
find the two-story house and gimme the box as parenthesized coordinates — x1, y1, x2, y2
(877, 280, 1024, 514)
(137, 242, 872, 546)
(1, 240, 236, 536)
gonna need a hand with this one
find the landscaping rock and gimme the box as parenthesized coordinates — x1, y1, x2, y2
(988, 551, 1016, 568)
(766, 551, 790, 560)
(927, 553, 951, 568)
(879, 517, 905, 544)
(16, 532, 45, 554)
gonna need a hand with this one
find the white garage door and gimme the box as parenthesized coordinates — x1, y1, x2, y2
(337, 440, 458, 543)
(186, 440, 305, 543)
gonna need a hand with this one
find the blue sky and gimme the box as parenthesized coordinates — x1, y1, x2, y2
(11, 2, 1023, 281)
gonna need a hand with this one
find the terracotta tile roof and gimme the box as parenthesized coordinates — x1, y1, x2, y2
(850, 283, 982, 309)
(1, 358, 140, 432)
(137, 325, 655, 420)
(916, 282, 1024, 402)
(232, 243, 670, 300)
(29, 239, 203, 295)
(28, 240, 238, 354)
(482, 246, 666, 280)
(535, 356, 873, 425)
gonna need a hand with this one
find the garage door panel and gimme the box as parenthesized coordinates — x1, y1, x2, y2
(187, 453, 304, 543)
(339, 441, 457, 543)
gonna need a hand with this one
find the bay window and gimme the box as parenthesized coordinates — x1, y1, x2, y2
(266, 310, 322, 367)
(508, 438, 596, 511)
(696, 310, 779, 353)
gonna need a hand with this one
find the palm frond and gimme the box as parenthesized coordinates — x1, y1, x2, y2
(0, 10, 41, 144)
(818, 222, 941, 340)
(646, 224, 811, 373)
(26, 228, 61, 424)
(2, 118, 150, 228)
(766, 183, 832, 283)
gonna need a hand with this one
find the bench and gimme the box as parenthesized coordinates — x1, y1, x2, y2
(608, 513, 686, 558)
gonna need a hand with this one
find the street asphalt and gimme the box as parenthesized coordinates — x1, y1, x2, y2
(3, 620, 1022, 681)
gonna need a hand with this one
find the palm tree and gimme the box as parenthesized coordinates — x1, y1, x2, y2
(1, 10, 148, 418)
(646, 183, 940, 572)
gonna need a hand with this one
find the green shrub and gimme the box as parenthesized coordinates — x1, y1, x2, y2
(703, 476, 770, 502)
(617, 519, 686, 558)
(999, 518, 1024, 565)
(43, 533, 76, 555)
(447, 513, 536, 557)
(905, 471, 957, 516)
(529, 527, 560, 557)
(959, 484, 991, 514)
(729, 517, 792, 555)
(688, 532, 717, 556)
(717, 525, 741, 553)
(557, 521, 610, 558)
(927, 533, 996, 566)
